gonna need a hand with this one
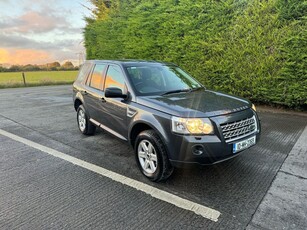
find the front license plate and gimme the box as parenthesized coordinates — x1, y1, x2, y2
(233, 136, 256, 153)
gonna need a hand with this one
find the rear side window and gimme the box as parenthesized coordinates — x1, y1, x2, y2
(105, 65, 125, 91)
(76, 63, 91, 83)
(89, 64, 106, 90)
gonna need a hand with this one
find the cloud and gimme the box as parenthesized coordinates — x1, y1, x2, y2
(0, 0, 90, 65)
(0, 33, 80, 50)
(0, 48, 53, 65)
(0, 33, 85, 65)
(19, 11, 66, 33)
(0, 11, 70, 34)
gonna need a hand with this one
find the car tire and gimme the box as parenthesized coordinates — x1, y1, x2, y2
(135, 130, 174, 182)
(77, 105, 96, 135)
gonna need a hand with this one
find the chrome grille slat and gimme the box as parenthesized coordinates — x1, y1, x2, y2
(221, 116, 257, 143)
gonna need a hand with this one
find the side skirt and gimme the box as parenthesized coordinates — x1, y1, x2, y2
(89, 118, 127, 141)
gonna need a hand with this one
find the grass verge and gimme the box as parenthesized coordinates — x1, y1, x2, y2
(0, 71, 77, 89)
(0, 81, 74, 89)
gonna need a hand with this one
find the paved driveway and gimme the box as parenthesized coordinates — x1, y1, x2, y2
(0, 85, 306, 229)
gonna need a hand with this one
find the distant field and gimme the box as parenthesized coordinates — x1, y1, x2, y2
(0, 71, 78, 88)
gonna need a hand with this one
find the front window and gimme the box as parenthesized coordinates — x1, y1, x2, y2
(105, 65, 125, 92)
(125, 64, 202, 95)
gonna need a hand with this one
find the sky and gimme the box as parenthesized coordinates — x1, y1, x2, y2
(0, 0, 92, 66)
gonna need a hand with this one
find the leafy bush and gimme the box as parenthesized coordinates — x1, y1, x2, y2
(84, 0, 307, 109)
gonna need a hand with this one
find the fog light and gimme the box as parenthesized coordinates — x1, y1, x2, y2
(192, 145, 204, 155)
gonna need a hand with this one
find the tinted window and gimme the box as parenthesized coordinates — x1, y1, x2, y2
(90, 64, 106, 90)
(105, 65, 125, 91)
(76, 63, 91, 83)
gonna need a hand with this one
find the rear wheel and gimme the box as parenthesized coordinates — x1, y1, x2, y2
(77, 105, 96, 135)
(135, 130, 173, 182)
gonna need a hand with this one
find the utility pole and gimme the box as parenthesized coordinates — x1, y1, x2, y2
(76, 52, 85, 67)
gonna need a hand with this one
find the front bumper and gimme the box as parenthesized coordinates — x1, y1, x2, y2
(166, 109, 261, 167)
(169, 132, 260, 167)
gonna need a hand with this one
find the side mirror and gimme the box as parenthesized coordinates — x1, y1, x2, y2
(105, 87, 126, 98)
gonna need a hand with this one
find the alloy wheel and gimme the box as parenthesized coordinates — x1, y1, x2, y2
(137, 140, 158, 174)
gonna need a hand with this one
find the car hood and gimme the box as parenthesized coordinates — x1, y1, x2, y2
(136, 89, 251, 117)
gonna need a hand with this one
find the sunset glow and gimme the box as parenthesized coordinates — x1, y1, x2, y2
(0, 0, 92, 66)
(0, 48, 53, 65)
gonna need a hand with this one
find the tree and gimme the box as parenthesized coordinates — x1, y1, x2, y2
(9, 65, 21, 72)
(85, 0, 119, 22)
(46, 62, 61, 70)
(62, 61, 74, 69)
(23, 64, 41, 71)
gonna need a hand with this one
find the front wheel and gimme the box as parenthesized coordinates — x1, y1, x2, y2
(77, 105, 96, 135)
(135, 130, 173, 182)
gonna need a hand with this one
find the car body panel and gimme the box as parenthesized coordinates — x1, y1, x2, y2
(136, 89, 251, 118)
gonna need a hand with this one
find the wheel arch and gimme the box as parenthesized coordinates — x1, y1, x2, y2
(74, 92, 84, 111)
(129, 119, 170, 152)
(74, 99, 82, 111)
(130, 120, 174, 182)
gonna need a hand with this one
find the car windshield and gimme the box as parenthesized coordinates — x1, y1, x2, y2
(125, 64, 202, 96)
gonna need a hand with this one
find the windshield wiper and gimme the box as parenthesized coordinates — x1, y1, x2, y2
(188, 86, 204, 92)
(161, 89, 190, 96)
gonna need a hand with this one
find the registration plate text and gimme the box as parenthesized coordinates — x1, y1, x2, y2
(233, 136, 256, 153)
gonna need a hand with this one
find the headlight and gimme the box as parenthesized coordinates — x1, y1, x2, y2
(252, 104, 257, 111)
(171, 117, 214, 134)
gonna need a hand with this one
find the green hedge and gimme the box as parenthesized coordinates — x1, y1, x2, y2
(84, 0, 307, 109)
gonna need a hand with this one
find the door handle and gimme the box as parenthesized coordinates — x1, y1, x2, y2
(81, 90, 88, 95)
(101, 97, 106, 103)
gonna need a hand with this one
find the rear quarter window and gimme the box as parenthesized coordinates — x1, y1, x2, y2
(75, 63, 92, 83)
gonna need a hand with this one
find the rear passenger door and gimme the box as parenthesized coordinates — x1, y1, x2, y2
(82, 63, 107, 122)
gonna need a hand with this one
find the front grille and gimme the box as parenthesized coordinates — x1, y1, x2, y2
(221, 116, 257, 143)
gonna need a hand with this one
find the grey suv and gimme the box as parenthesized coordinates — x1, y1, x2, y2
(73, 60, 261, 181)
